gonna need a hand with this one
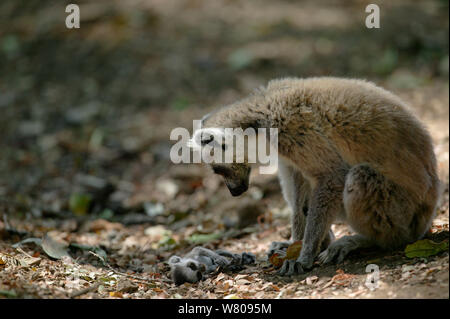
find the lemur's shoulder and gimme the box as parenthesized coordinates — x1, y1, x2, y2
(265, 76, 408, 110)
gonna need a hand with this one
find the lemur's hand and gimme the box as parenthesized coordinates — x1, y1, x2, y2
(277, 254, 314, 276)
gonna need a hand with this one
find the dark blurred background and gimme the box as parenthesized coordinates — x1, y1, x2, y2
(0, 0, 448, 234)
(0, 0, 448, 299)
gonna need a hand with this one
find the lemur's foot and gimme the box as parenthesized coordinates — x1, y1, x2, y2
(266, 241, 290, 259)
(318, 235, 373, 264)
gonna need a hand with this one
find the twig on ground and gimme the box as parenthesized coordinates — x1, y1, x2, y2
(88, 251, 171, 284)
(70, 282, 100, 298)
(15, 247, 33, 258)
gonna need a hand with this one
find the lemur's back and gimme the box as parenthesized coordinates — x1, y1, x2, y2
(265, 77, 438, 202)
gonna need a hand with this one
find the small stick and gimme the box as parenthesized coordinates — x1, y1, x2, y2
(88, 251, 171, 284)
(70, 282, 100, 298)
(15, 247, 33, 258)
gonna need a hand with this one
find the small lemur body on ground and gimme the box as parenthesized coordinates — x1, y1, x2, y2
(192, 77, 440, 275)
(168, 247, 256, 285)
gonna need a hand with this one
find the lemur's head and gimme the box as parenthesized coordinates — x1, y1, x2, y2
(188, 112, 252, 197)
(168, 256, 205, 285)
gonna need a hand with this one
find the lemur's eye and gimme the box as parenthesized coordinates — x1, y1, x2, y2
(200, 133, 214, 146)
(187, 262, 197, 271)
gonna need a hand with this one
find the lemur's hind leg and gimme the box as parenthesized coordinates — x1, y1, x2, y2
(318, 234, 373, 264)
(319, 164, 420, 264)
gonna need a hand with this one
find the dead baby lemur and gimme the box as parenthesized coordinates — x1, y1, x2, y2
(168, 247, 255, 285)
(191, 77, 440, 275)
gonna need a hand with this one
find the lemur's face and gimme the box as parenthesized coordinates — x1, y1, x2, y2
(168, 256, 204, 285)
(189, 124, 251, 197)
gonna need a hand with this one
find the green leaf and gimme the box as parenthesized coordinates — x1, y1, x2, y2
(99, 208, 114, 220)
(404, 239, 449, 258)
(69, 193, 92, 215)
(0, 289, 17, 298)
(187, 232, 223, 244)
(158, 236, 177, 249)
(171, 97, 190, 111)
(372, 49, 398, 75)
(98, 277, 115, 283)
(1, 35, 20, 58)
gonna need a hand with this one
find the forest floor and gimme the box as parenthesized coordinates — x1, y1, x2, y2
(0, 0, 448, 299)
(1, 81, 448, 299)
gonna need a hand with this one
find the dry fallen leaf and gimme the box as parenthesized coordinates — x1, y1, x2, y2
(109, 291, 123, 298)
(269, 253, 285, 268)
(213, 273, 227, 283)
(331, 269, 355, 286)
(0, 253, 22, 267)
(152, 287, 164, 293)
(19, 256, 41, 267)
(268, 241, 302, 268)
(305, 276, 318, 285)
(285, 241, 302, 260)
(42, 234, 70, 260)
(266, 284, 280, 292)
(87, 219, 123, 232)
(234, 274, 253, 281)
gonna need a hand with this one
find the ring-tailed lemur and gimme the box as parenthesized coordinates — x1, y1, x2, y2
(168, 247, 255, 285)
(190, 77, 440, 275)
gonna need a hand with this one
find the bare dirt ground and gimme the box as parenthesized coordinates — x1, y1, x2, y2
(0, 0, 448, 299)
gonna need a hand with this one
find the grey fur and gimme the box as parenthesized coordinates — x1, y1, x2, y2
(168, 247, 255, 285)
(199, 77, 440, 275)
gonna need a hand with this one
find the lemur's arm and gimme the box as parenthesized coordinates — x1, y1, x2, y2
(215, 249, 256, 267)
(186, 247, 231, 271)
